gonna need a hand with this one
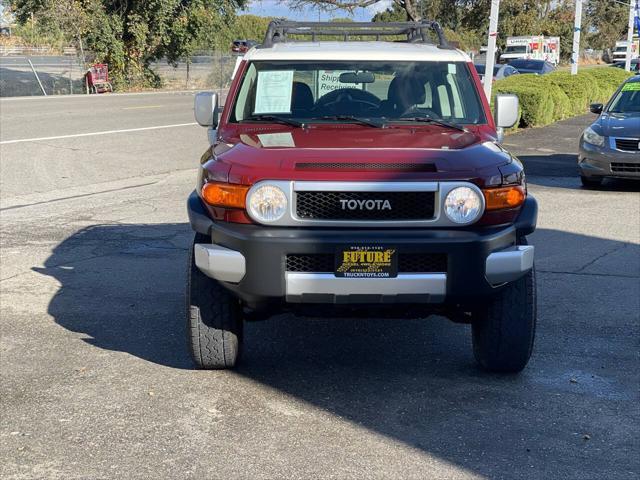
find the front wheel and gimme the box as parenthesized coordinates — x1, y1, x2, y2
(472, 266, 537, 373)
(187, 234, 243, 369)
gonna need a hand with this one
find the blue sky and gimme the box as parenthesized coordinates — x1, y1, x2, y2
(241, 0, 393, 21)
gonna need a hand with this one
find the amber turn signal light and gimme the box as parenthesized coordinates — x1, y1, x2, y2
(201, 182, 249, 208)
(483, 185, 526, 210)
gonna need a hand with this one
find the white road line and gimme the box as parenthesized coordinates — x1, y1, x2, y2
(0, 123, 198, 145)
(122, 105, 164, 110)
(0, 90, 198, 101)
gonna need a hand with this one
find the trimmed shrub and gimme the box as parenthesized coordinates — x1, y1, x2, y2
(493, 67, 633, 129)
(579, 68, 633, 103)
(544, 71, 597, 115)
(493, 84, 553, 127)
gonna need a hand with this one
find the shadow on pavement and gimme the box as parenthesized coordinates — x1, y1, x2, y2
(34, 223, 194, 369)
(0, 66, 84, 97)
(519, 153, 640, 191)
(35, 222, 639, 478)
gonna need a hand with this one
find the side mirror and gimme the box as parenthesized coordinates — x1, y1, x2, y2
(194, 91, 218, 128)
(589, 103, 603, 114)
(494, 94, 519, 129)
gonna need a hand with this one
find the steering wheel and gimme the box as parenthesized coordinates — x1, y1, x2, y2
(397, 106, 440, 119)
(315, 88, 380, 115)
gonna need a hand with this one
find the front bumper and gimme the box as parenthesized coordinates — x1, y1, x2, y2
(188, 191, 537, 307)
(579, 141, 640, 179)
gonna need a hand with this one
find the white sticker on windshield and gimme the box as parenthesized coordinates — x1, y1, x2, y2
(448, 63, 457, 75)
(317, 70, 361, 96)
(254, 70, 294, 114)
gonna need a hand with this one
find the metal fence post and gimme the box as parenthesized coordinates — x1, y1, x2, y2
(69, 57, 73, 94)
(483, 0, 500, 103)
(571, 0, 583, 75)
(27, 58, 47, 96)
(625, 0, 635, 72)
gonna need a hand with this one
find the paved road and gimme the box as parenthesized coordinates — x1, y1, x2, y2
(1, 96, 639, 479)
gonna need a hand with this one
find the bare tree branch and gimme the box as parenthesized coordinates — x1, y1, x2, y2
(284, 0, 423, 21)
(286, 0, 392, 15)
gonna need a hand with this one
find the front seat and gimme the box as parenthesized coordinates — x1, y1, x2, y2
(291, 82, 314, 115)
(380, 76, 426, 117)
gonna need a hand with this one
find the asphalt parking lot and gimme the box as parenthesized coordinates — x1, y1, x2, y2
(1, 93, 639, 479)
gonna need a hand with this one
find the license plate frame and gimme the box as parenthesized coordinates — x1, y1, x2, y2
(335, 245, 398, 278)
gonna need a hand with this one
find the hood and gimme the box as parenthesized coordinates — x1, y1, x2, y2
(213, 124, 511, 185)
(597, 112, 640, 138)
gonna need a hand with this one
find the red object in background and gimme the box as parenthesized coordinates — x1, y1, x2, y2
(85, 63, 113, 94)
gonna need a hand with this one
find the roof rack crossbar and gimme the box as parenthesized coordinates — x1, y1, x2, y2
(260, 20, 452, 50)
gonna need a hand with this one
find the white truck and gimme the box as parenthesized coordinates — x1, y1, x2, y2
(499, 36, 560, 65)
(500, 36, 544, 63)
(543, 37, 560, 65)
(612, 38, 640, 62)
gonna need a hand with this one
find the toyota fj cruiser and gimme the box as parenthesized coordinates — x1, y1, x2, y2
(187, 21, 538, 372)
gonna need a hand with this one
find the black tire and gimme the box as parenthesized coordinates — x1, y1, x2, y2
(472, 264, 537, 373)
(187, 233, 243, 369)
(580, 175, 603, 189)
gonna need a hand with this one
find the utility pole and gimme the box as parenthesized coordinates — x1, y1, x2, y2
(625, 0, 634, 72)
(483, 0, 500, 103)
(571, 0, 582, 75)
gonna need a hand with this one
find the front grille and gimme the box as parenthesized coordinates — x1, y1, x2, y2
(399, 254, 448, 273)
(611, 162, 640, 173)
(286, 254, 333, 273)
(286, 253, 447, 273)
(296, 162, 437, 172)
(295, 191, 435, 221)
(614, 138, 640, 152)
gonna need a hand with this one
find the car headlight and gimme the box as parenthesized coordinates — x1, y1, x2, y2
(247, 184, 288, 223)
(583, 126, 605, 147)
(444, 187, 483, 224)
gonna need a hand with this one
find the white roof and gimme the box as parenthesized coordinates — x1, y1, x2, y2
(243, 41, 470, 63)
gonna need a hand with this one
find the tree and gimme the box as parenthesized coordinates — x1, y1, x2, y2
(9, 0, 246, 88)
(585, 0, 628, 50)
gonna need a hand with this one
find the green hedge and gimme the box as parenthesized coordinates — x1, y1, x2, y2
(493, 67, 633, 129)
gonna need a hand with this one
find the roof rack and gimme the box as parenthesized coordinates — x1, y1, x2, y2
(260, 20, 452, 50)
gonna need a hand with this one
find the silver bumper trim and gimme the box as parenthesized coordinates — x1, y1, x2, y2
(485, 245, 534, 285)
(285, 272, 447, 302)
(194, 244, 246, 283)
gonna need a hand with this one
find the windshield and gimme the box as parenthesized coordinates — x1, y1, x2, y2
(231, 60, 486, 125)
(615, 46, 628, 52)
(608, 83, 640, 113)
(505, 45, 528, 54)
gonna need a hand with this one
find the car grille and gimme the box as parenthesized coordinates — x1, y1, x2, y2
(295, 191, 435, 221)
(286, 253, 447, 273)
(611, 162, 640, 173)
(614, 138, 640, 152)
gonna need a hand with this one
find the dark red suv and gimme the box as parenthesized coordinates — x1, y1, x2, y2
(188, 21, 537, 373)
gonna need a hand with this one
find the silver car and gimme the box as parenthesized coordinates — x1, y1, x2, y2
(579, 77, 640, 187)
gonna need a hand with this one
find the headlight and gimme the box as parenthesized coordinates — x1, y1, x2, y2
(583, 127, 605, 147)
(444, 187, 483, 224)
(247, 184, 288, 223)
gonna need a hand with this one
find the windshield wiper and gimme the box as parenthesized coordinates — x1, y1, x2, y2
(244, 115, 304, 128)
(392, 116, 468, 132)
(312, 115, 385, 128)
